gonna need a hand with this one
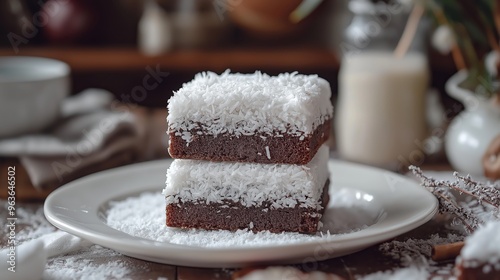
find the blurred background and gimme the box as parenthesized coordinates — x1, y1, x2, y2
(0, 0, 458, 106)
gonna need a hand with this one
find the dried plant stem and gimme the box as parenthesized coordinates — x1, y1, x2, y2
(394, 4, 425, 58)
(429, 2, 467, 70)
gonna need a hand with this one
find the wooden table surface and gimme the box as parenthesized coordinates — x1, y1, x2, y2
(0, 107, 458, 280)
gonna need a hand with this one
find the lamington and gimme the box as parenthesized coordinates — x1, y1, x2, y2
(163, 145, 330, 233)
(167, 70, 333, 164)
(456, 221, 500, 280)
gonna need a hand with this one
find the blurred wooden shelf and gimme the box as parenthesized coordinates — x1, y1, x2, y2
(0, 47, 340, 72)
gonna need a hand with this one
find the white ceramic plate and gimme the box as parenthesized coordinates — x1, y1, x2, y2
(44, 159, 437, 268)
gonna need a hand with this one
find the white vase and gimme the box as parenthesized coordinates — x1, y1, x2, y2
(444, 70, 500, 176)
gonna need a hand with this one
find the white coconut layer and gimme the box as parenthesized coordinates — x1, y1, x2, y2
(167, 70, 333, 143)
(163, 145, 330, 209)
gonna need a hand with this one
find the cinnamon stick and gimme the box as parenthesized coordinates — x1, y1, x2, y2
(431, 241, 464, 262)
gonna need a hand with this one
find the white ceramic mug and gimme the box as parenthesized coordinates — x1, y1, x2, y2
(335, 51, 430, 169)
(0, 56, 70, 138)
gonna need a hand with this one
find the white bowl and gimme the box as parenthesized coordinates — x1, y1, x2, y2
(0, 56, 70, 138)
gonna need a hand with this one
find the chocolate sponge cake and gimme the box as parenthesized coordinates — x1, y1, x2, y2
(167, 71, 333, 164)
(163, 145, 330, 233)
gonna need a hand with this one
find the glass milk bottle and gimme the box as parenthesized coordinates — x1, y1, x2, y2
(335, 0, 430, 169)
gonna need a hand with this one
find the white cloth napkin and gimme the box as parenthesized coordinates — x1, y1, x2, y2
(0, 89, 142, 189)
(0, 231, 92, 280)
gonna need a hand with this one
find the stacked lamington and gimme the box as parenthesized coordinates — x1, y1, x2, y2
(455, 221, 500, 280)
(163, 70, 334, 233)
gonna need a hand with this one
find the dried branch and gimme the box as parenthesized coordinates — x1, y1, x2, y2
(427, 1, 467, 70)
